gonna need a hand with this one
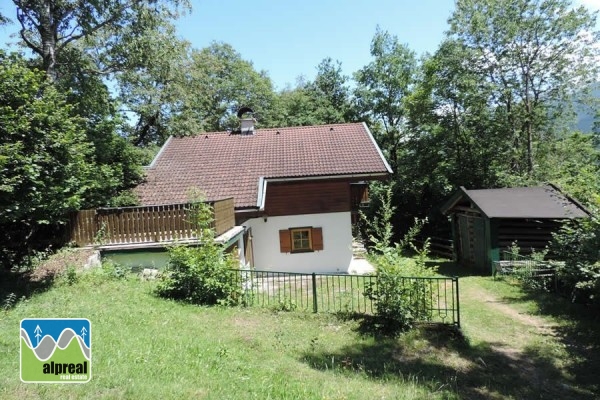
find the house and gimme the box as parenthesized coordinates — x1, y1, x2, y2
(441, 184, 590, 272)
(134, 119, 392, 273)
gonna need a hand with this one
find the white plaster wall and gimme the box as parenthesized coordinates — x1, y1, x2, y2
(243, 212, 353, 273)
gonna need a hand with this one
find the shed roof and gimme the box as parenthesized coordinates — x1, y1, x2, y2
(135, 122, 392, 209)
(441, 185, 590, 219)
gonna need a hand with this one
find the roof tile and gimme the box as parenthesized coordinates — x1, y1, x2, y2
(135, 123, 391, 208)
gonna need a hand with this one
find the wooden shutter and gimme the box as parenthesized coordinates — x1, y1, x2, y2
(312, 227, 323, 251)
(279, 229, 291, 253)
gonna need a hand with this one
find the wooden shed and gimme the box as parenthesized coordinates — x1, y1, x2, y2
(441, 184, 590, 272)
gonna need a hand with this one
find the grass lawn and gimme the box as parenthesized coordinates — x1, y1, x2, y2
(1, 254, 598, 399)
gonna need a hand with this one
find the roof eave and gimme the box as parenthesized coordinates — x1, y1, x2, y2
(145, 135, 173, 169)
(546, 182, 593, 217)
(440, 186, 488, 217)
(362, 122, 394, 174)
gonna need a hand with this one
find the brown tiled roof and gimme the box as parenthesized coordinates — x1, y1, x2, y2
(135, 122, 392, 208)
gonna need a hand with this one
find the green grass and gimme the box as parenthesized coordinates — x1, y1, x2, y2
(1, 258, 598, 399)
(437, 261, 600, 399)
(1, 268, 457, 400)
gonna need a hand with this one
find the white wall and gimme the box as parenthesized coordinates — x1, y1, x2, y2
(244, 212, 353, 273)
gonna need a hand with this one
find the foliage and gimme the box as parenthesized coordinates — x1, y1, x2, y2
(447, 0, 600, 176)
(361, 182, 396, 251)
(63, 265, 78, 286)
(173, 42, 278, 134)
(272, 297, 298, 312)
(354, 28, 419, 174)
(365, 219, 438, 335)
(2, 292, 18, 311)
(551, 212, 600, 304)
(155, 200, 240, 305)
(99, 259, 128, 281)
(12, 0, 190, 81)
(533, 132, 600, 207)
(273, 58, 354, 127)
(0, 51, 95, 267)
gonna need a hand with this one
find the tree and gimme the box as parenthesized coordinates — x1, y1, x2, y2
(404, 40, 510, 196)
(354, 29, 419, 173)
(51, 46, 147, 206)
(12, 0, 190, 81)
(0, 51, 94, 266)
(115, 24, 194, 146)
(448, 0, 600, 176)
(0, 11, 9, 25)
(272, 84, 326, 127)
(177, 42, 278, 133)
(271, 59, 354, 128)
(535, 132, 600, 207)
(305, 57, 353, 124)
(6, 1, 171, 201)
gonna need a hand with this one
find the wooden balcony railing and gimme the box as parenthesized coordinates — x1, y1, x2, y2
(69, 198, 235, 247)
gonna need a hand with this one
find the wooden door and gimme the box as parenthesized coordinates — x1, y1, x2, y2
(457, 214, 486, 270)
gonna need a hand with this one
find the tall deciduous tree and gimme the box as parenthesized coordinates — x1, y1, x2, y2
(116, 24, 194, 146)
(306, 57, 353, 124)
(406, 39, 510, 191)
(272, 58, 354, 127)
(13, 0, 189, 81)
(0, 51, 94, 266)
(448, 0, 600, 176)
(180, 42, 278, 132)
(354, 29, 418, 173)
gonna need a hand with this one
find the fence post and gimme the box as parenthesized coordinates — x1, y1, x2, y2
(312, 273, 318, 313)
(454, 276, 460, 329)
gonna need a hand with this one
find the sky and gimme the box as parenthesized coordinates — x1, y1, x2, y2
(174, 0, 454, 89)
(0, 0, 599, 90)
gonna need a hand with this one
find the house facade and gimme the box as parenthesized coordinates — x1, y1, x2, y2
(135, 121, 392, 273)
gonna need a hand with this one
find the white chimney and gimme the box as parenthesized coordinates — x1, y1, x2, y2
(241, 117, 255, 135)
(237, 107, 255, 135)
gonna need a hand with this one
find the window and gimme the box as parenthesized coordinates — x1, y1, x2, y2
(279, 227, 323, 253)
(291, 228, 311, 252)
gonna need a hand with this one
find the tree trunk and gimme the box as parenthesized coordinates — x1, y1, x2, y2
(39, 1, 58, 81)
(524, 73, 533, 175)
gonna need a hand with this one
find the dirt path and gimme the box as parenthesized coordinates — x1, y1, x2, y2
(476, 290, 557, 337)
(456, 278, 567, 397)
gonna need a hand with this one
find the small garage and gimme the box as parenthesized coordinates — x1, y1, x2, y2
(441, 184, 590, 272)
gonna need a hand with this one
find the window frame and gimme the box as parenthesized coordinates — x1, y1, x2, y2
(290, 227, 313, 253)
(279, 226, 323, 253)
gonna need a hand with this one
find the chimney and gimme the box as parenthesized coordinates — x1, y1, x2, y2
(237, 107, 255, 135)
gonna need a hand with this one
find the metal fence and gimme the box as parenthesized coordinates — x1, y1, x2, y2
(493, 251, 558, 291)
(493, 251, 556, 278)
(230, 270, 460, 327)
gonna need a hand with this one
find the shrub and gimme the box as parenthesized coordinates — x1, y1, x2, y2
(155, 200, 241, 306)
(365, 224, 438, 335)
(64, 265, 78, 285)
(551, 213, 600, 304)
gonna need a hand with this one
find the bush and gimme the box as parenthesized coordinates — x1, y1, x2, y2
(156, 245, 240, 305)
(365, 227, 438, 335)
(155, 200, 241, 306)
(551, 212, 600, 304)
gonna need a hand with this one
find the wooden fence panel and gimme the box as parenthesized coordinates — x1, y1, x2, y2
(69, 209, 97, 246)
(213, 198, 235, 236)
(68, 199, 235, 247)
